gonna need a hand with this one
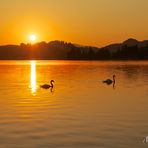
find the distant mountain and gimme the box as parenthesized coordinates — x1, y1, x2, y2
(101, 43, 121, 54)
(101, 38, 148, 55)
(122, 38, 139, 47)
(0, 38, 148, 60)
(138, 40, 148, 48)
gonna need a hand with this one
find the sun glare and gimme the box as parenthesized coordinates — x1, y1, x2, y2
(29, 34, 37, 42)
(30, 61, 37, 94)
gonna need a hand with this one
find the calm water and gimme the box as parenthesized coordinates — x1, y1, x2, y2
(0, 60, 148, 148)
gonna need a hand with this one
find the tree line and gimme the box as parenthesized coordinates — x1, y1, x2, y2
(0, 40, 148, 60)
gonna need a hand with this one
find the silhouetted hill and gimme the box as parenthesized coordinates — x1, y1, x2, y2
(0, 39, 148, 60)
(99, 38, 148, 60)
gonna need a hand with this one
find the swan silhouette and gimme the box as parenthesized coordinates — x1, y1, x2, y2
(103, 75, 116, 85)
(40, 80, 54, 89)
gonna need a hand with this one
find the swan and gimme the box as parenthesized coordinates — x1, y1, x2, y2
(103, 75, 116, 85)
(40, 80, 54, 89)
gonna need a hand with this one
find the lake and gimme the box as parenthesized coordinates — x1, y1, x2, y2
(0, 60, 148, 148)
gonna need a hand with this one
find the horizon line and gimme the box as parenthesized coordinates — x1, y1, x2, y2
(0, 37, 147, 49)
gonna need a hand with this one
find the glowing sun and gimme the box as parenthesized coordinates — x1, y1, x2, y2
(29, 34, 37, 42)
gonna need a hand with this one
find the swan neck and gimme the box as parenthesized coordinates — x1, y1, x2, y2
(50, 81, 54, 87)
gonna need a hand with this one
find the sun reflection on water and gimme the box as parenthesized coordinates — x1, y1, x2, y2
(30, 61, 37, 94)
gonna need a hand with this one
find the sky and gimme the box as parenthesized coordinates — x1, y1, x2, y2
(1, 0, 148, 47)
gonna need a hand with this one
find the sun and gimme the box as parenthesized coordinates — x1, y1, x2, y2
(29, 34, 37, 42)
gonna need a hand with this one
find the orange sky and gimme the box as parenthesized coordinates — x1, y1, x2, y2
(1, 0, 148, 47)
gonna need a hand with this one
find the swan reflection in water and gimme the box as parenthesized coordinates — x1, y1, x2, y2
(50, 86, 54, 94)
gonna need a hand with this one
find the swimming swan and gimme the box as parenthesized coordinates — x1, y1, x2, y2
(103, 75, 116, 85)
(40, 80, 54, 89)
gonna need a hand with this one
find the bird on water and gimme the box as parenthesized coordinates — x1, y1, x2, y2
(40, 80, 54, 89)
(103, 75, 116, 85)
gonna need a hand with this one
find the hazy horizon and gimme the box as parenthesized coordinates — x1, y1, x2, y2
(1, 0, 148, 46)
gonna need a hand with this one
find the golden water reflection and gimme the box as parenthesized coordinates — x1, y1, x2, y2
(30, 61, 37, 94)
(0, 61, 148, 148)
